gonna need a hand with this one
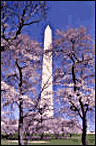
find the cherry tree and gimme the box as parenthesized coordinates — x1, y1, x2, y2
(52, 26, 95, 145)
(1, 33, 43, 145)
(1, 3, 54, 145)
(1, 33, 54, 144)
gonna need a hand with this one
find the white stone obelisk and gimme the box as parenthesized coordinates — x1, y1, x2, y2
(41, 25, 53, 117)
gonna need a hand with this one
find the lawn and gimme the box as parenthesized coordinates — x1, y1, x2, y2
(1, 139, 81, 145)
(1, 133, 95, 145)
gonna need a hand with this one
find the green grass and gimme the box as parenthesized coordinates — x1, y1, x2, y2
(1, 139, 18, 145)
(1, 133, 95, 145)
(86, 134, 95, 145)
(27, 138, 82, 145)
(1, 139, 81, 145)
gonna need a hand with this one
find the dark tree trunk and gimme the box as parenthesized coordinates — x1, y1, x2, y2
(82, 114, 87, 145)
(16, 60, 24, 145)
(70, 133, 72, 139)
(40, 110, 44, 140)
(18, 100, 24, 145)
(40, 132, 44, 140)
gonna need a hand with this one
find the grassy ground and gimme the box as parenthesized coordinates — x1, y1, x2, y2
(1, 134, 95, 145)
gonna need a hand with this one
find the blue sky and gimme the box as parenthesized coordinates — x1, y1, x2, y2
(1, 1, 95, 132)
(22, 1, 95, 42)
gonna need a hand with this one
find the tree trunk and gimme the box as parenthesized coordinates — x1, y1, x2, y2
(40, 132, 44, 140)
(40, 113, 44, 140)
(18, 100, 24, 145)
(82, 114, 87, 145)
(16, 60, 24, 145)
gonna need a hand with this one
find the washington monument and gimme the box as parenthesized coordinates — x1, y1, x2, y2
(41, 25, 53, 117)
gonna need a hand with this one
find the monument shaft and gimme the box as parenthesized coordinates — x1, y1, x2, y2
(41, 25, 53, 117)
